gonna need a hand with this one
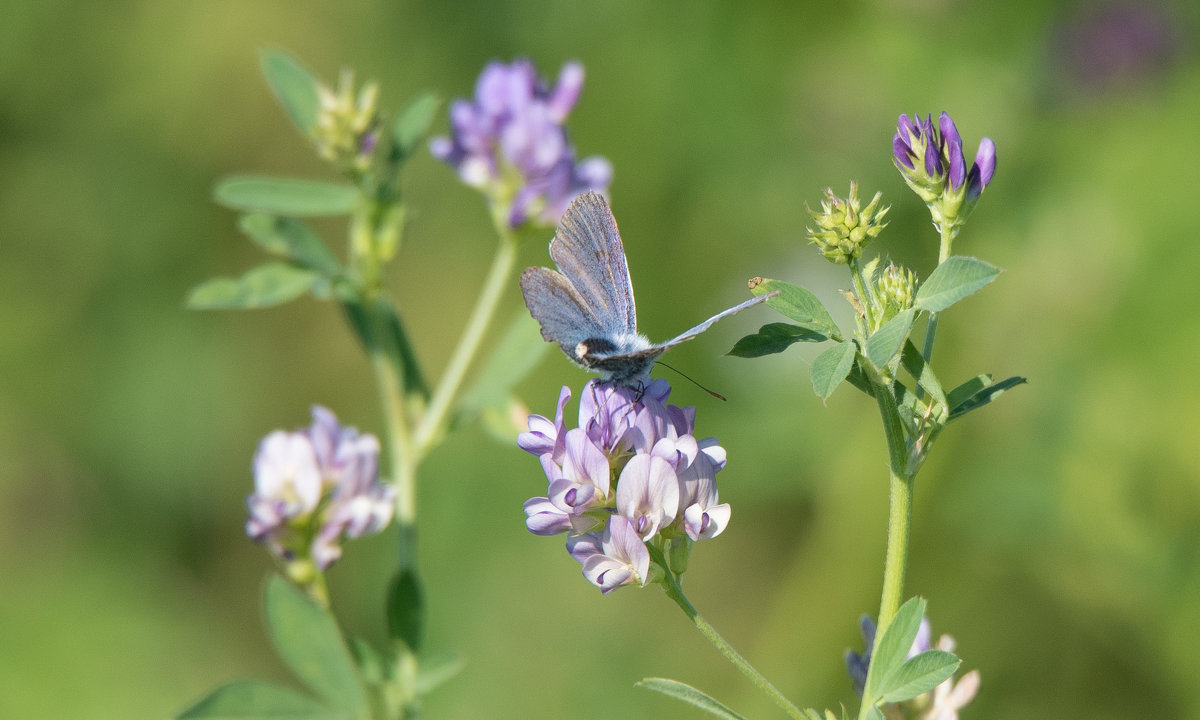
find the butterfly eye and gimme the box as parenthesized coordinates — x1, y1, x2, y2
(576, 337, 617, 360)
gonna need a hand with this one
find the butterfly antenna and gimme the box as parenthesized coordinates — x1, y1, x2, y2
(654, 361, 727, 401)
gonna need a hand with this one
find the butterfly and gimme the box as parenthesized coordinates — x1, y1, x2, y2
(520, 192, 773, 386)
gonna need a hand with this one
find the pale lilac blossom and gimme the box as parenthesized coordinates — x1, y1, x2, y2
(573, 516, 651, 594)
(430, 59, 612, 227)
(246, 406, 395, 570)
(520, 379, 730, 593)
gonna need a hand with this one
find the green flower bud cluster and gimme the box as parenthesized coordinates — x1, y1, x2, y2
(806, 182, 890, 264)
(313, 69, 380, 175)
(877, 262, 917, 319)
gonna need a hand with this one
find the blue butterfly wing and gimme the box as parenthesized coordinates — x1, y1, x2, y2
(655, 293, 774, 349)
(548, 192, 637, 336)
(519, 266, 607, 358)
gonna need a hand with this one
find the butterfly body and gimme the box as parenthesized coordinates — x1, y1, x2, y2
(521, 192, 770, 386)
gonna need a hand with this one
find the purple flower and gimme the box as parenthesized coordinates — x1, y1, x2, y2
(616, 454, 680, 540)
(520, 379, 730, 593)
(430, 59, 612, 228)
(570, 516, 651, 594)
(246, 407, 395, 570)
(893, 112, 996, 218)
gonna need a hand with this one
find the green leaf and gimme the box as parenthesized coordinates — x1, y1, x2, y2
(260, 50, 320, 135)
(845, 361, 875, 398)
(414, 653, 466, 696)
(866, 308, 915, 368)
(914, 256, 1001, 312)
(749, 278, 839, 336)
(727, 322, 829, 358)
(393, 93, 441, 159)
(878, 650, 960, 703)
(948, 375, 1027, 421)
(899, 341, 947, 415)
(863, 596, 926, 703)
(341, 297, 430, 399)
(346, 637, 385, 688)
(187, 263, 323, 310)
(386, 568, 424, 653)
(239, 214, 342, 276)
(264, 576, 368, 715)
(177, 680, 345, 719)
(811, 340, 857, 401)
(946, 374, 992, 410)
(215, 177, 359, 217)
(636, 678, 748, 720)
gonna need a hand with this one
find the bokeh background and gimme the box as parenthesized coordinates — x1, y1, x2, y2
(3, 1, 1199, 718)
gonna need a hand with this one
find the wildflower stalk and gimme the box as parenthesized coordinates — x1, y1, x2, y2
(651, 546, 806, 720)
(864, 360, 914, 649)
(920, 222, 956, 364)
(412, 208, 519, 456)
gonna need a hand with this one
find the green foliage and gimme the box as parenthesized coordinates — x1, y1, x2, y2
(177, 680, 346, 720)
(899, 341, 947, 415)
(914, 256, 1000, 312)
(392, 93, 442, 162)
(947, 374, 1028, 421)
(260, 49, 321, 136)
(877, 650, 959, 704)
(635, 678, 748, 720)
(727, 322, 830, 358)
(264, 576, 370, 716)
(811, 340, 857, 400)
(865, 308, 915, 368)
(413, 653, 466, 696)
(187, 263, 326, 309)
(340, 297, 430, 400)
(749, 278, 840, 338)
(801, 708, 849, 720)
(386, 569, 424, 653)
(214, 177, 359, 217)
(238, 214, 342, 277)
(861, 598, 959, 715)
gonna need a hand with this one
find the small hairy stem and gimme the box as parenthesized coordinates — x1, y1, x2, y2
(869, 370, 915, 645)
(412, 226, 518, 456)
(921, 223, 956, 363)
(654, 549, 806, 720)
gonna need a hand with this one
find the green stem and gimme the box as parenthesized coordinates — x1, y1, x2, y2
(921, 223, 956, 364)
(412, 225, 518, 456)
(368, 337, 417, 525)
(656, 555, 806, 720)
(868, 368, 915, 644)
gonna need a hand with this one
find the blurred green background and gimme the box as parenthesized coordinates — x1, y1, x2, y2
(3, 1, 1199, 718)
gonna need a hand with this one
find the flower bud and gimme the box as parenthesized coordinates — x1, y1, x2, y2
(893, 112, 996, 236)
(806, 182, 890, 264)
(876, 262, 917, 327)
(313, 69, 381, 175)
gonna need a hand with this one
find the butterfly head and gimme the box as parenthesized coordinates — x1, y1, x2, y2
(573, 332, 663, 386)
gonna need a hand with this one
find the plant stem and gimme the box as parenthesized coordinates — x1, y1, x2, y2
(920, 223, 956, 363)
(869, 371, 915, 644)
(412, 225, 518, 456)
(368, 336, 417, 525)
(656, 554, 806, 720)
